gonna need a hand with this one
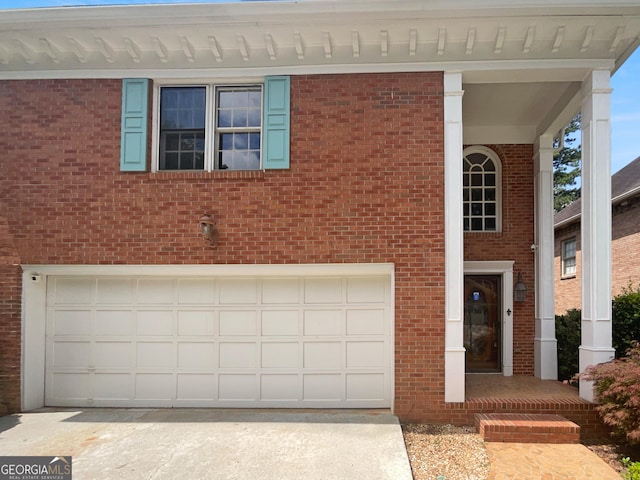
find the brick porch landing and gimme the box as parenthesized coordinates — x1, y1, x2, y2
(462, 375, 606, 441)
(466, 374, 580, 399)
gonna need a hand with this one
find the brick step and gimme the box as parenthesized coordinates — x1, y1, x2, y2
(475, 413, 580, 444)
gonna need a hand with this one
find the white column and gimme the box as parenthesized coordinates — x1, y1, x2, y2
(579, 69, 615, 401)
(444, 72, 465, 402)
(534, 134, 558, 379)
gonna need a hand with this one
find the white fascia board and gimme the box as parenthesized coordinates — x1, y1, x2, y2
(554, 214, 581, 229)
(612, 185, 640, 205)
(0, 58, 615, 81)
(21, 263, 395, 278)
(1, 1, 639, 27)
(464, 125, 538, 144)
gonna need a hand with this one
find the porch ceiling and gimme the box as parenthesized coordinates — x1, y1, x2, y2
(1, 0, 639, 143)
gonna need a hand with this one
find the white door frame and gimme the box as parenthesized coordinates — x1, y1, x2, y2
(464, 261, 514, 376)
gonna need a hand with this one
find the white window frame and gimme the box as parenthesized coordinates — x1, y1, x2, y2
(463, 145, 503, 232)
(151, 79, 264, 173)
(561, 237, 577, 278)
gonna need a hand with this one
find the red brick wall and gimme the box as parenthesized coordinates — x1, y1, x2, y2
(554, 196, 640, 315)
(0, 76, 542, 418)
(464, 144, 536, 375)
(612, 198, 640, 294)
(0, 74, 449, 416)
(0, 211, 21, 415)
(554, 223, 581, 315)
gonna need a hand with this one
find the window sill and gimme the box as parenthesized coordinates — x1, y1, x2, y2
(147, 170, 267, 181)
(561, 274, 577, 280)
(464, 231, 503, 238)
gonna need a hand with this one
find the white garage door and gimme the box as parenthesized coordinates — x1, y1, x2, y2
(45, 274, 392, 408)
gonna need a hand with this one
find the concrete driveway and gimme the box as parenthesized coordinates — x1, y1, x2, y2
(0, 408, 412, 479)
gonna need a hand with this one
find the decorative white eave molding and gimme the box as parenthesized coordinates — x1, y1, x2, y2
(0, 1, 638, 79)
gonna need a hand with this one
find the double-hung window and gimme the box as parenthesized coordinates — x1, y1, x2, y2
(561, 237, 577, 277)
(157, 84, 263, 171)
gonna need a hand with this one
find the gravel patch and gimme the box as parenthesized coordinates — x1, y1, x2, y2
(403, 423, 632, 480)
(402, 424, 491, 480)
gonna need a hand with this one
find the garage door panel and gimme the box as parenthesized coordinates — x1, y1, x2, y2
(304, 342, 341, 369)
(95, 311, 135, 336)
(177, 279, 215, 304)
(219, 279, 257, 304)
(177, 311, 214, 336)
(261, 310, 299, 336)
(53, 310, 92, 336)
(137, 311, 174, 336)
(219, 311, 257, 336)
(51, 373, 91, 399)
(261, 374, 298, 400)
(96, 278, 135, 304)
(53, 342, 91, 368)
(219, 374, 257, 400)
(262, 278, 300, 304)
(46, 272, 392, 408)
(303, 374, 342, 400)
(137, 343, 176, 368)
(94, 374, 131, 400)
(303, 310, 341, 335)
(177, 374, 216, 400)
(177, 342, 215, 369)
(346, 374, 385, 400)
(52, 278, 94, 304)
(135, 374, 175, 400)
(137, 279, 174, 304)
(304, 278, 342, 304)
(261, 342, 298, 368)
(346, 309, 385, 335)
(95, 342, 132, 368)
(346, 341, 385, 368)
(219, 343, 256, 368)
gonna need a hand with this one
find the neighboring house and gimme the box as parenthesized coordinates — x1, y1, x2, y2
(555, 156, 640, 315)
(1, 1, 639, 420)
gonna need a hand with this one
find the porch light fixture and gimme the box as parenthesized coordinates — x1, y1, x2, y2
(514, 272, 527, 302)
(199, 213, 219, 247)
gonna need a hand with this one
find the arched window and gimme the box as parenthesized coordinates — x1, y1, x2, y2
(463, 146, 502, 232)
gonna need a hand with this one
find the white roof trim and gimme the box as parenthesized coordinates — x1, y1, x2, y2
(0, 1, 637, 78)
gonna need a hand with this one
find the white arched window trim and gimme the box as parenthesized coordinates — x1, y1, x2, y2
(463, 145, 503, 232)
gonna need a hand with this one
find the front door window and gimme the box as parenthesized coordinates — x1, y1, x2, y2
(464, 275, 501, 372)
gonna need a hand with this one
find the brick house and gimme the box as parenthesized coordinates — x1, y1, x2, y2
(1, 1, 639, 419)
(555, 155, 640, 315)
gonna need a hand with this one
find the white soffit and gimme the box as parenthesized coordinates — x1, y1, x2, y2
(0, 1, 638, 80)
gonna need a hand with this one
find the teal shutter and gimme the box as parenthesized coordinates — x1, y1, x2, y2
(120, 79, 149, 171)
(263, 76, 290, 169)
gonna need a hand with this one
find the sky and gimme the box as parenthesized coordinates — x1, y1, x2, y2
(2, 0, 640, 173)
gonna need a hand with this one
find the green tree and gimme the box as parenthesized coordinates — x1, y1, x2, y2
(554, 114, 581, 212)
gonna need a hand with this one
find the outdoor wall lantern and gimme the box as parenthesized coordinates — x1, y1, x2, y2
(514, 272, 527, 302)
(199, 213, 219, 247)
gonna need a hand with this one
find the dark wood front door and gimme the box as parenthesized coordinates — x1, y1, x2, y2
(464, 275, 501, 372)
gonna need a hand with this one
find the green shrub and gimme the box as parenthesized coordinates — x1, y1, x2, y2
(623, 457, 640, 480)
(613, 286, 640, 358)
(556, 309, 581, 381)
(556, 286, 640, 380)
(581, 342, 640, 447)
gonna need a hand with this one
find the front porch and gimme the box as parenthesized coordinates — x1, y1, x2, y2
(458, 375, 606, 441)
